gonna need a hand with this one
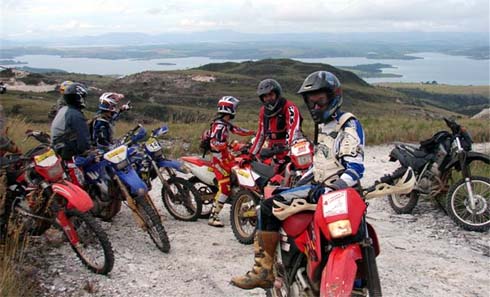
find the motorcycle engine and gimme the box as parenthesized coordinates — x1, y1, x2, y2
(418, 171, 436, 194)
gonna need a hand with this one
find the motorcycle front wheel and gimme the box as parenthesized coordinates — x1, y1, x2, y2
(446, 176, 490, 232)
(230, 189, 259, 245)
(388, 191, 419, 214)
(134, 195, 171, 253)
(362, 245, 382, 297)
(63, 210, 114, 275)
(161, 176, 202, 221)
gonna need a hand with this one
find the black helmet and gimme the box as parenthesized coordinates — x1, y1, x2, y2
(63, 82, 88, 109)
(297, 71, 342, 124)
(257, 79, 284, 117)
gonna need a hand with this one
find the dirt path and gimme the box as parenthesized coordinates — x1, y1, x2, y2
(26, 144, 490, 297)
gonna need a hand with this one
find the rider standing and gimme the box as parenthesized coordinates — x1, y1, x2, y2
(207, 96, 255, 227)
(248, 78, 303, 163)
(231, 71, 365, 290)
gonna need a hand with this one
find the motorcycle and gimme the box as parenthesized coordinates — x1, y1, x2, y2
(90, 125, 171, 252)
(229, 139, 314, 245)
(124, 124, 202, 221)
(387, 117, 490, 232)
(0, 145, 114, 275)
(179, 141, 252, 220)
(24, 130, 122, 222)
(26, 127, 171, 252)
(268, 168, 415, 297)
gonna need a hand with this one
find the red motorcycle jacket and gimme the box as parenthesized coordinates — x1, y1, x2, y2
(210, 118, 255, 166)
(249, 99, 303, 155)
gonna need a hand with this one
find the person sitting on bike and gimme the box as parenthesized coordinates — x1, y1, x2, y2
(248, 78, 303, 168)
(48, 80, 74, 120)
(231, 71, 365, 290)
(50, 82, 91, 160)
(0, 103, 21, 229)
(208, 96, 255, 227)
(91, 92, 131, 150)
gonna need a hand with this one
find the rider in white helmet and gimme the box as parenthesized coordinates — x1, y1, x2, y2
(207, 96, 255, 227)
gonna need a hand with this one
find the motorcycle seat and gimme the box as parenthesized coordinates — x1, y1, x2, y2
(390, 145, 434, 172)
(251, 161, 276, 179)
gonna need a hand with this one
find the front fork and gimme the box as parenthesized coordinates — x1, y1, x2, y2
(456, 137, 476, 209)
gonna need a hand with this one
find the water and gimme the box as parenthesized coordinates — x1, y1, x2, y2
(6, 52, 490, 85)
(298, 53, 490, 85)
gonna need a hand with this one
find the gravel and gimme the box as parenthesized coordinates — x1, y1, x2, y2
(24, 143, 490, 297)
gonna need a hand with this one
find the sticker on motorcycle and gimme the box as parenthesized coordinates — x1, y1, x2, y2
(34, 149, 58, 167)
(145, 137, 162, 152)
(322, 191, 348, 218)
(104, 146, 128, 163)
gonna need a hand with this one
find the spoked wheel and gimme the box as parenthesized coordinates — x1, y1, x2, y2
(446, 176, 490, 232)
(388, 191, 419, 214)
(134, 195, 171, 253)
(230, 189, 259, 245)
(189, 177, 217, 219)
(161, 176, 202, 221)
(63, 210, 114, 275)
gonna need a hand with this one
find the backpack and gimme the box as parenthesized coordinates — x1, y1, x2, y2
(199, 123, 213, 156)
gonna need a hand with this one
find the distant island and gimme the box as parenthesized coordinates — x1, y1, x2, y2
(0, 59, 27, 65)
(339, 63, 402, 78)
(157, 62, 177, 66)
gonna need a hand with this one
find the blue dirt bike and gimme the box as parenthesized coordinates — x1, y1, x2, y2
(82, 126, 170, 253)
(123, 124, 202, 221)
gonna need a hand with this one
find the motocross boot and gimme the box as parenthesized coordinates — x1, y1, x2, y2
(208, 200, 225, 227)
(230, 231, 279, 290)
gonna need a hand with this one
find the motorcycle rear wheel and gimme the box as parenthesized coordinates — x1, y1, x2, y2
(230, 189, 258, 245)
(161, 176, 202, 221)
(446, 176, 490, 232)
(134, 195, 171, 253)
(189, 177, 217, 219)
(63, 210, 114, 275)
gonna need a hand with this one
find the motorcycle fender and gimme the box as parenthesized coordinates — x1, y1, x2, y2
(320, 245, 362, 297)
(157, 159, 184, 171)
(52, 181, 93, 212)
(56, 210, 79, 245)
(443, 151, 490, 171)
(114, 167, 148, 196)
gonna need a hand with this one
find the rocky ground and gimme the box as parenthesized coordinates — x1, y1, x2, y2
(23, 143, 490, 297)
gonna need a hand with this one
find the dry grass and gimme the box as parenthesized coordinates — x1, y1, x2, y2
(0, 221, 38, 297)
(5, 116, 489, 156)
(374, 83, 490, 97)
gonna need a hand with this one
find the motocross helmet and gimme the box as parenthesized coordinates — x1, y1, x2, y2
(63, 82, 88, 109)
(98, 92, 124, 113)
(58, 80, 74, 94)
(257, 79, 285, 117)
(298, 71, 342, 124)
(217, 96, 240, 118)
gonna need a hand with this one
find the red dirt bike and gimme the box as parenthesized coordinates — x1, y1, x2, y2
(180, 139, 314, 244)
(0, 144, 114, 275)
(267, 168, 415, 297)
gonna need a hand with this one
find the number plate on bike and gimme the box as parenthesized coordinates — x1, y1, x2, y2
(322, 191, 348, 217)
(145, 137, 162, 152)
(34, 149, 58, 167)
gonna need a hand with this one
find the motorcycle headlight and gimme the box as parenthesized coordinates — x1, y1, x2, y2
(328, 220, 352, 239)
(115, 159, 129, 170)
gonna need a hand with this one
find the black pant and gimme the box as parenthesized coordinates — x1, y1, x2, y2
(259, 197, 282, 232)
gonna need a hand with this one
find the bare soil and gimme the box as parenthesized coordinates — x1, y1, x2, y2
(24, 143, 490, 297)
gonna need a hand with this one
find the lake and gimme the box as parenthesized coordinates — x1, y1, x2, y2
(8, 52, 490, 85)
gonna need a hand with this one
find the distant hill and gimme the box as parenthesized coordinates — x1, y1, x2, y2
(1, 59, 486, 123)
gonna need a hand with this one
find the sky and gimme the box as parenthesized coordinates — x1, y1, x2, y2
(1, 0, 489, 39)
